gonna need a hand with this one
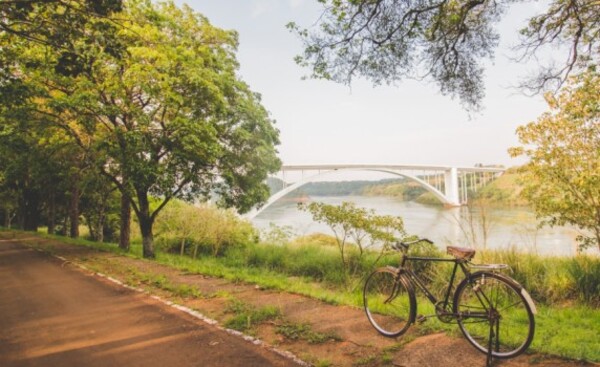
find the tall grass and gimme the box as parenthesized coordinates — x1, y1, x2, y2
(471, 250, 599, 306)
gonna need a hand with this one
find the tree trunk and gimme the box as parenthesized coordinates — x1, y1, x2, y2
(139, 216, 155, 259)
(61, 216, 68, 236)
(137, 191, 155, 259)
(119, 192, 131, 251)
(97, 215, 104, 243)
(69, 184, 79, 238)
(47, 192, 56, 235)
(23, 188, 40, 231)
(4, 208, 11, 228)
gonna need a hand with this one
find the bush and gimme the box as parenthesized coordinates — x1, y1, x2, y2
(155, 201, 258, 257)
(568, 256, 600, 305)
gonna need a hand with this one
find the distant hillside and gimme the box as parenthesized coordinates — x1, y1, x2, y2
(362, 180, 430, 202)
(471, 168, 527, 206)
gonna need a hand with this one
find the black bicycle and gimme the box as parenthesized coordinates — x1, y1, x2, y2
(363, 238, 536, 364)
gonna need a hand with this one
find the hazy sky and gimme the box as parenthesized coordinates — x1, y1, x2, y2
(175, 0, 554, 168)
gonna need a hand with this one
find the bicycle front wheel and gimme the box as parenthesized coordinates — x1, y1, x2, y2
(454, 272, 535, 359)
(363, 268, 415, 337)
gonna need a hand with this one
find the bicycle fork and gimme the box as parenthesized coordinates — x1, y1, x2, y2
(383, 276, 403, 304)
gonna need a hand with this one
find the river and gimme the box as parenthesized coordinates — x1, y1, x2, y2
(251, 195, 583, 257)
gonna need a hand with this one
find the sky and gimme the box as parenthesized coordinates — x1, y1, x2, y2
(175, 0, 555, 169)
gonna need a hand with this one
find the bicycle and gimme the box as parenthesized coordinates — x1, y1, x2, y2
(363, 238, 536, 366)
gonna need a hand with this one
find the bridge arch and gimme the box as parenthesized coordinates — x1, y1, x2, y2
(246, 168, 449, 219)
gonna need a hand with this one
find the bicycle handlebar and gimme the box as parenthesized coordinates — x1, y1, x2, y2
(393, 238, 433, 251)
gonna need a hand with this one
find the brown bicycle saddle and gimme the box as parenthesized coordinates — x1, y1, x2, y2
(446, 246, 476, 260)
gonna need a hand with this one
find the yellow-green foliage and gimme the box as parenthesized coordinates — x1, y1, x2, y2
(474, 169, 527, 206)
(415, 192, 443, 206)
(363, 183, 406, 198)
(291, 233, 338, 247)
(509, 70, 600, 250)
(155, 200, 257, 257)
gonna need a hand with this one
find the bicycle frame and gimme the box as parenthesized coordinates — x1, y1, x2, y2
(399, 253, 471, 312)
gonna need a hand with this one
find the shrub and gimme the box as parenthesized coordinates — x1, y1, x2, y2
(568, 256, 600, 305)
(155, 201, 258, 257)
(299, 201, 406, 285)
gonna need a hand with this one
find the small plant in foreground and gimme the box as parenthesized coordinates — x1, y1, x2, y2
(353, 354, 377, 366)
(381, 352, 393, 364)
(382, 336, 416, 352)
(224, 299, 281, 333)
(276, 322, 341, 344)
(315, 360, 332, 367)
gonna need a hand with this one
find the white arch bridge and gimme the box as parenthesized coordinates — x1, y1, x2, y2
(246, 164, 505, 219)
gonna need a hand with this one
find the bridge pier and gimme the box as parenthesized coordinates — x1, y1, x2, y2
(444, 167, 461, 207)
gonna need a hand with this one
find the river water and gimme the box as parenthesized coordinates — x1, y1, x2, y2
(252, 195, 583, 257)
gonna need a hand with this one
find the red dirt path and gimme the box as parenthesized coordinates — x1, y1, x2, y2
(0, 240, 296, 367)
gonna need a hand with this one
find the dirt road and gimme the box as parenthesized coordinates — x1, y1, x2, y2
(0, 240, 297, 367)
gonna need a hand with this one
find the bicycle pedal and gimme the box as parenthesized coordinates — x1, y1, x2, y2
(416, 315, 427, 324)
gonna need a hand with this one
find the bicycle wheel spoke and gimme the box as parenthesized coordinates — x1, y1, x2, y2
(455, 273, 535, 359)
(498, 300, 525, 312)
(460, 303, 486, 310)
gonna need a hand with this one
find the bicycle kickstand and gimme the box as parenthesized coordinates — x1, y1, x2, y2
(485, 318, 498, 367)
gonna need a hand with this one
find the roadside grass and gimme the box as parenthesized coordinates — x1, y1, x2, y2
(223, 298, 281, 334)
(2, 229, 599, 362)
(275, 322, 342, 344)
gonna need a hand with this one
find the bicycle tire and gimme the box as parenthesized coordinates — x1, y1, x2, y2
(363, 267, 416, 337)
(454, 271, 535, 359)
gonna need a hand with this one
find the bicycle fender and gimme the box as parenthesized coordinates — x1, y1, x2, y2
(466, 271, 537, 315)
(469, 270, 522, 288)
(520, 288, 537, 315)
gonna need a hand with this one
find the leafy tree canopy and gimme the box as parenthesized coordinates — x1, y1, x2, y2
(1, 0, 124, 77)
(3, 0, 281, 257)
(509, 68, 600, 251)
(289, 0, 600, 110)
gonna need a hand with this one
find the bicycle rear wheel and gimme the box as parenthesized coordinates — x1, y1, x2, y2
(454, 272, 535, 358)
(363, 268, 415, 337)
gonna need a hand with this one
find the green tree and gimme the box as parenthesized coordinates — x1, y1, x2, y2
(0, 0, 123, 65)
(289, 0, 600, 110)
(5, 0, 280, 258)
(80, 173, 120, 243)
(509, 69, 600, 251)
(0, 0, 130, 242)
(300, 201, 406, 283)
(0, 103, 77, 232)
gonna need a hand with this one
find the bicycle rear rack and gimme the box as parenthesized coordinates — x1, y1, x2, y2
(469, 263, 510, 271)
